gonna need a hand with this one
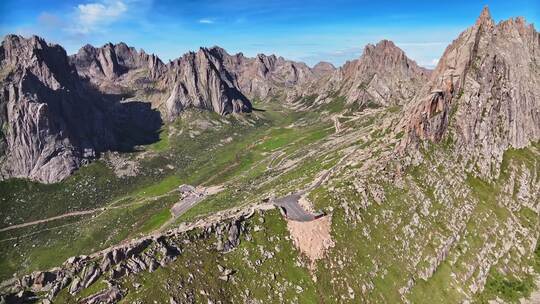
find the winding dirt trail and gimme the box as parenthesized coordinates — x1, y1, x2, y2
(0, 210, 99, 233)
(0, 191, 177, 233)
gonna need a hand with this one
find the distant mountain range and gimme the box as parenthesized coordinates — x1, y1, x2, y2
(0, 6, 538, 184)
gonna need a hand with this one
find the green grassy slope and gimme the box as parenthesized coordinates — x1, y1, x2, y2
(1, 96, 539, 304)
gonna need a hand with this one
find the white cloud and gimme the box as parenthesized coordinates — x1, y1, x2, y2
(75, 0, 128, 33)
(198, 18, 214, 24)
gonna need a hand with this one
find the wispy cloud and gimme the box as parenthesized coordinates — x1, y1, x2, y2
(300, 46, 363, 66)
(37, 12, 63, 28)
(74, 0, 128, 33)
(395, 42, 447, 47)
(234, 17, 247, 24)
(394, 41, 449, 69)
(198, 18, 215, 24)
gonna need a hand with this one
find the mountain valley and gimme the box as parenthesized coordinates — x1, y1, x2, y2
(0, 6, 539, 304)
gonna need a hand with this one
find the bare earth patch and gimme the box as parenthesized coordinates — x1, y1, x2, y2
(105, 152, 140, 177)
(287, 215, 335, 268)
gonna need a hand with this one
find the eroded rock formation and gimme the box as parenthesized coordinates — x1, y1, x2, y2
(0, 35, 162, 183)
(398, 7, 540, 176)
(291, 39, 430, 107)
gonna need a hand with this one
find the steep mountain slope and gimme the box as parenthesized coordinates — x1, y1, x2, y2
(206, 47, 318, 100)
(69, 43, 321, 119)
(0, 35, 161, 183)
(399, 7, 540, 177)
(161, 47, 252, 119)
(70, 42, 166, 84)
(292, 39, 430, 108)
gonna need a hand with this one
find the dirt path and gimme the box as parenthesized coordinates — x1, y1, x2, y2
(0, 210, 99, 233)
(0, 191, 177, 233)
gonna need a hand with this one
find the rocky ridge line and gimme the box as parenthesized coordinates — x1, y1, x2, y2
(398, 7, 540, 177)
(289, 39, 430, 108)
(0, 202, 275, 303)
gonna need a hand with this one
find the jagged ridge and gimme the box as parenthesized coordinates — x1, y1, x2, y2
(399, 7, 540, 177)
(0, 35, 162, 183)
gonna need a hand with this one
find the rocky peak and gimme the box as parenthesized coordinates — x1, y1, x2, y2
(205, 46, 229, 60)
(163, 46, 251, 118)
(475, 6, 495, 28)
(351, 39, 430, 79)
(2, 35, 77, 89)
(336, 39, 430, 106)
(361, 40, 413, 73)
(363, 39, 399, 58)
(287, 38, 430, 107)
(70, 41, 165, 82)
(0, 35, 162, 183)
(312, 61, 336, 78)
(398, 8, 540, 177)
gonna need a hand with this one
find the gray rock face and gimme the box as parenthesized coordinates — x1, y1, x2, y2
(70, 44, 254, 119)
(399, 7, 540, 176)
(312, 61, 336, 78)
(210, 47, 318, 100)
(0, 35, 113, 182)
(69, 43, 329, 119)
(160, 46, 318, 117)
(70, 42, 166, 82)
(0, 35, 162, 183)
(74, 43, 320, 119)
(339, 40, 431, 106)
(290, 39, 430, 107)
(162, 47, 252, 119)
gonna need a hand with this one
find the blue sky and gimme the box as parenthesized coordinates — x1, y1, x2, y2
(0, 0, 538, 68)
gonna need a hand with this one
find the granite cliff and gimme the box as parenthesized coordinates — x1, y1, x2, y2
(398, 7, 540, 177)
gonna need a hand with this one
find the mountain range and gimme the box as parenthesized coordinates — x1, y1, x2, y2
(0, 6, 539, 304)
(0, 27, 434, 183)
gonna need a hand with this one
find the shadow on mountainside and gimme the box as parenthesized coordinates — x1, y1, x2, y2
(81, 80, 163, 153)
(109, 100, 163, 152)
